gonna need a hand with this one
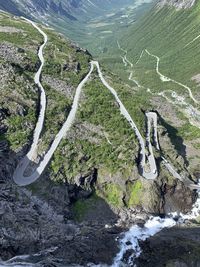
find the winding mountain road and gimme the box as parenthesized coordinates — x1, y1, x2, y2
(13, 20, 199, 188)
(14, 19, 94, 186)
(116, 43, 200, 189)
(117, 41, 142, 88)
(128, 72, 141, 88)
(23, 17, 47, 161)
(94, 61, 158, 180)
(13, 23, 160, 186)
(135, 50, 144, 65)
(184, 33, 200, 48)
(145, 49, 199, 104)
(117, 41, 133, 68)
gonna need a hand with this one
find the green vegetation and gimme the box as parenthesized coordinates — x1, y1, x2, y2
(0, 14, 41, 150)
(120, 3, 200, 86)
(3, 6, 200, 211)
(72, 194, 98, 221)
(98, 183, 123, 207)
(178, 123, 200, 140)
(43, 27, 91, 87)
(127, 180, 144, 207)
(0, 14, 143, 209)
(6, 111, 36, 150)
(99, 2, 200, 153)
(50, 73, 139, 182)
(0, 13, 91, 154)
(101, 3, 200, 97)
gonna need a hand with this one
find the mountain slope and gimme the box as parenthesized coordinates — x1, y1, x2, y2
(0, 0, 134, 21)
(110, 0, 200, 176)
(1, 3, 200, 266)
(0, 9, 195, 213)
(0, 0, 24, 16)
(0, 12, 123, 266)
(0, 0, 154, 57)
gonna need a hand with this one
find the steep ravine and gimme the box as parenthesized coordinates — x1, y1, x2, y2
(1, 10, 200, 267)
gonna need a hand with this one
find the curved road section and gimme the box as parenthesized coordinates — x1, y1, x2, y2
(145, 49, 199, 104)
(13, 50, 94, 185)
(94, 61, 158, 180)
(13, 19, 94, 186)
(13, 19, 159, 186)
(116, 42, 200, 188)
(14, 20, 197, 187)
(23, 18, 47, 161)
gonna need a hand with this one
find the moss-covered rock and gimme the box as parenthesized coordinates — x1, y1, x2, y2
(127, 180, 143, 207)
(97, 183, 124, 207)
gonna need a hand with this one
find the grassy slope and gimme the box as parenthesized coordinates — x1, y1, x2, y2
(2, 8, 194, 212)
(2, 7, 196, 214)
(122, 2, 200, 87)
(99, 1, 200, 141)
(1, 12, 150, 209)
(0, 14, 41, 149)
(0, 13, 91, 151)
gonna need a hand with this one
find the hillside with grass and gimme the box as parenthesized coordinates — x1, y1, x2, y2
(2, 2, 200, 266)
(98, 0, 200, 178)
(0, 12, 147, 212)
(0, 9, 195, 219)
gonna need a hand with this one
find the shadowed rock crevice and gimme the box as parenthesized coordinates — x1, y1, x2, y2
(158, 114, 189, 167)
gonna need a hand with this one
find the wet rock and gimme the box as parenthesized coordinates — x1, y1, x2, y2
(62, 61, 81, 73)
(77, 189, 92, 199)
(17, 47, 25, 53)
(137, 226, 200, 267)
(163, 180, 195, 214)
(105, 226, 121, 234)
(75, 62, 81, 73)
(0, 125, 8, 134)
(0, 108, 10, 120)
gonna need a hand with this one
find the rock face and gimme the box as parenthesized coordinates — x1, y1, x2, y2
(0, 98, 118, 266)
(137, 226, 200, 267)
(157, 0, 196, 9)
(0, 145, 119, 266)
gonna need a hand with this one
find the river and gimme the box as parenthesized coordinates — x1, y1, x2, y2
(1, 184, 200, 267)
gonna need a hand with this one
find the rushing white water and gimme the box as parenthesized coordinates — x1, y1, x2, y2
(111, 184, 200, 267)
(1, 188, 199, 267)
(112, 217, 176, 267)
(0, 257, 36, 267)
(72, 188, 200, 267)
(0, 264, 35, 267)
